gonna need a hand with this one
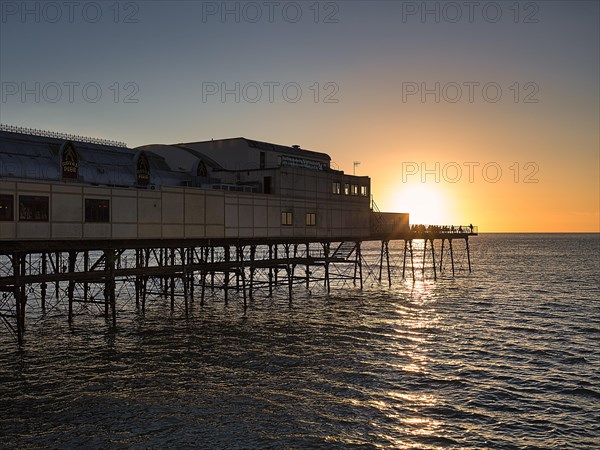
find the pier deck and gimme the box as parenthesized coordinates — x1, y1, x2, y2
(1, 226, 477, 344)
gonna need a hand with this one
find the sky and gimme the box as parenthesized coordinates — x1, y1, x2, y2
(1, 0, 598, 232)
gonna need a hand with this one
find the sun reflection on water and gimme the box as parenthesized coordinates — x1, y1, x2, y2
(375, 282, 448, 448)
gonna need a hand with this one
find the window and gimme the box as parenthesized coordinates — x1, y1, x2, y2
(344, 183, 350, 195)
(360, 185, 368, 196)
(332, 182, 341, 195)
(259, 151, 265, 169)
(264, 176, 272, 194)
(281, 211, 293, 225)
(352, 185, 359, 196)
(19, 195, 49, 221)
(85, 199, 110, 223)
(0, 195, 14, 221)
(306, 212, 316, 226)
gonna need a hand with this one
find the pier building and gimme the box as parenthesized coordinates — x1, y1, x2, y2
(0, 125, 477, 343)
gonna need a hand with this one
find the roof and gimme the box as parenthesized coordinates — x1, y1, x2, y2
(136, 144, 224, 172)
(0, 130, 188, 187)
(177, 137, 332, 162)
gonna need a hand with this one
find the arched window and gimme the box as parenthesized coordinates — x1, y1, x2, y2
(197, 160, 207, 177)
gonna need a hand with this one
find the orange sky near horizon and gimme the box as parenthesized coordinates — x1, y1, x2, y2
(328, 139, 599, 233)
(306, 93, 599, 233)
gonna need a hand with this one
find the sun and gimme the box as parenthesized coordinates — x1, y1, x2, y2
(392, 184, 451, 225)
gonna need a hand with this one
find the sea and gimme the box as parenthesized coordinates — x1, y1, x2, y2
(0, 234, 598, 449)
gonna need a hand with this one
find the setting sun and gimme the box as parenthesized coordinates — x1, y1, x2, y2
(392, 184, 452, 225)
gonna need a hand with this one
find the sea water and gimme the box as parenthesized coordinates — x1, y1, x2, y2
(0, 234, 598, 448)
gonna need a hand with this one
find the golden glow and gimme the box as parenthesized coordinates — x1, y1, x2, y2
(392, 184, 452, 225)
(318, 90, 599, 231)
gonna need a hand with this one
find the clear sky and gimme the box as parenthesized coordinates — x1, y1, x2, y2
(1, 0, 598, 232)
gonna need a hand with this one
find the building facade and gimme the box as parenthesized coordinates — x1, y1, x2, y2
(0, 129, 401, 242)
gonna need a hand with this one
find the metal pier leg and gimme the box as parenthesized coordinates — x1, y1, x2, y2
(292, 244, 298, 291)
(15, 285, 26, 344)
(357, 242, 363, 289)
(241, 267, 247, 309)
(466, 237, 472, 273)
(104, 249, 116, 326)
(200, 270, 207, 307)
(274, 244, 279, 285)
(13, 253, 25, 344)
(135, 249, 141, 309)
(41, 252, 47, 311)
(286, 244, 293, 302)
(19, 254, 27, 334)
(235, 246, 241, 291)
(440, 239, 445, 273)
(67, 251, 76, 323)
(449, 239, 455, 277)
(249, 246, 255, 301)
(353, 242, 358, 286)
(142, 248, 149, 312)
(224, 246, 230, 304)
(305, 243, 310, 289)
(378, 241, 384, 282)
(210, 247, 215, 290)
(268, 245, 273, 297)
(55, 252, 60, 300)
(159, 248, 164, 297)
(110, 250, 117, 325)
(200, 247, 209, 306)
(422, 239, 427, 276)
(182, 248, 188, 315)
(409, 240, 415, 281)
(240, 246, 247, 309)
(430, 239, 437, 281)
(188, 248, 195, 304)
(170, 248, 175, 311)
(385, 241, 392, 287)
(324, 242, 331, 293)
(83, 250, 89, 307)
(402, 240, 408, 279)
(104, 260, 110, 319)
(287, 265, 293, 302)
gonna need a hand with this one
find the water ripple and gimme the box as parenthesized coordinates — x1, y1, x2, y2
(1, 234, 598, 448)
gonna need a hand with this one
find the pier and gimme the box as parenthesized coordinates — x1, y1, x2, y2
(0, 226, 477, 344)
(0, 126, 477, 344)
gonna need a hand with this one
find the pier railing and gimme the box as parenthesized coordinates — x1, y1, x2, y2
(410, 224, 478, 235)
(369, 212, 477, 238)
(0, 123, 128, 148)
